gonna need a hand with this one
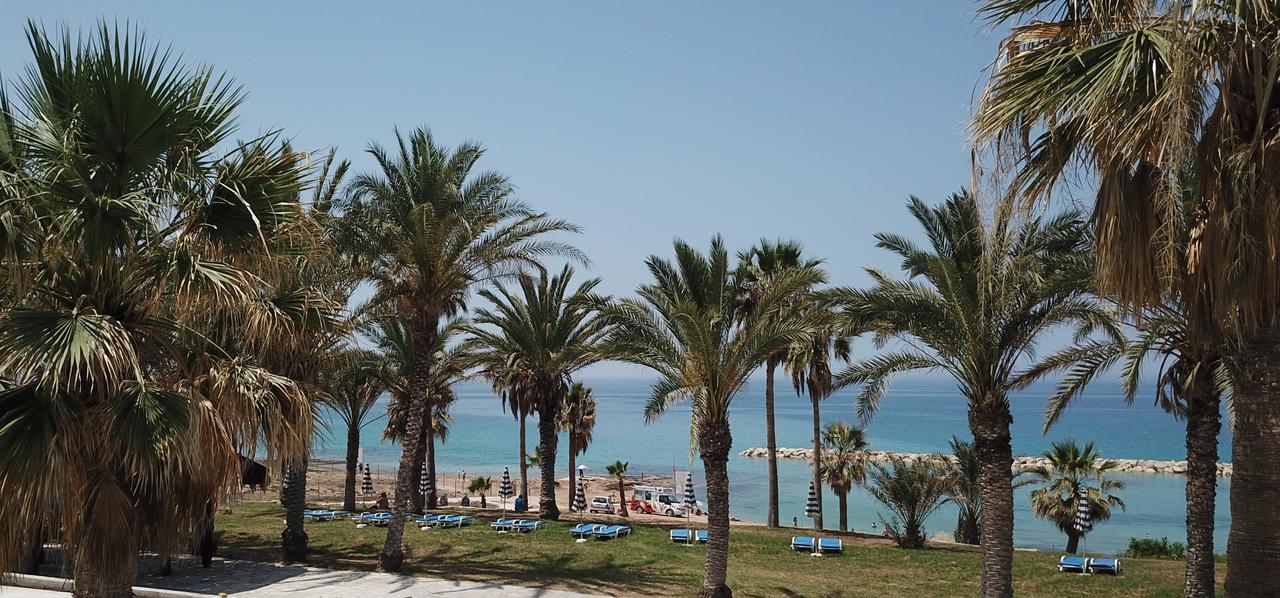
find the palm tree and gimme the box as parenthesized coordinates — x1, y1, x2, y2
(1024, 441, 1126, 554)
(324, 352, 387, 512)
(818, 423, 869, 532)
(467, 266, 609, 520)
(373, 315, 467, 513)
(868, 457, 952, 549)
(606, 460, 629, 517)
(603, 237, 819, 597)
(0, 22, 314, 595)
(1029, 301, 1226, 589)
(971, 4, 1280, 593)
(736, 240, 823, 528)
(560, 382, 597, 508)
(468, 476, 493, 508)
(946, 437, 982, 546)
(337, 127, 581, 571)
(829, 192, 1099, 597)
(787, 300, 851, 531)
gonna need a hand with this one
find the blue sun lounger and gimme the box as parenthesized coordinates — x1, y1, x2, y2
(511, 520, 547, 533)
(593, 524, 632, 539)
(490, 518, 520, 530)
(432, 515, 474, 528)
(670, 529, 692, 543)
(696, 530, 709, 543)
(791, 536, 816, 551)
(818, 538, 843, 554)
(1058, 555, 1090, 573)
(303, 509, 330, 521)
(331, 511, 351, 520)
(1088, 557, 1121, 575)
(570, 523, 605, 539)
(417, 514, 448, 525)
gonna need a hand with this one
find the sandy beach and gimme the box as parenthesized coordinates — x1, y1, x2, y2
(238, 459, 751, 528)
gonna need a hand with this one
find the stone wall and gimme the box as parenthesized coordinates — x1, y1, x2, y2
(738, 447, 1233, 477)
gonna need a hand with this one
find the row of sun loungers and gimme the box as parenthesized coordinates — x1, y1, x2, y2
(1058, 556, 1122, 575)
(490, 518, 549, 532)
(569, 523, 632, 540)
(791, 536, 844, 554)
(669, 529, 709, 543)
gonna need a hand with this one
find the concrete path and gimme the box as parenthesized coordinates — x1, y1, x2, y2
(8, 557, 600, 598)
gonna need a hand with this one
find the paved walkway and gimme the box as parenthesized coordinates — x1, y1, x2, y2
(9, 557, 599, 598)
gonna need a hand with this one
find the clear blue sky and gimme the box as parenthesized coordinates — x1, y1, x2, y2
(0, 1, 1013, 377)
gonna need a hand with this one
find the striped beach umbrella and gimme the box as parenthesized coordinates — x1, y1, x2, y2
(361, 463, 373, 495)
(1073, 487, 1093, 533)
(499, 467, 514, 516)
(420, 466, 434, 503)
(805, 481, 820, 519)
(682, 472, 697, 545)
(804, 481, 822, 556)
(572, 478, 587, 517)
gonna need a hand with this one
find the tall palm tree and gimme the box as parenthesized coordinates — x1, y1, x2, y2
(868, 457, 952, 549)
(971, 4, 1280, 593)
(560, 382, 597, 508)
(1028, 301, 1227, 592)
(829, 192, 1100, 598)
(323, 351, 387, 512)
(1024, 441, 1126, 554)
(603, 237, 818, 597)
(373, 315, 467, 512)
(467, 266, 609, 520)
(337, 127, 581, 570)
(787, 301, 851, 531)
(736, 240, 822, 528)
(0, 22, 314, 595)
(606, 460, 629, 517)
(946, 437, 982, 546)
(818, 422, 869, 532)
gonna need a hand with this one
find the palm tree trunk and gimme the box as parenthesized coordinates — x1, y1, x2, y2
(837, 491, 848, 532)
(281, 457, 309, 563)
(198, 500, 216, 567)
(617, 475, 629, 516)
(699, 421, 733, 598)
(379, 314, 437, 572)
(343, 425, 359, 512)
(810, 394, 823, 531)
(1225, 328, 1280, 596)
(567, 434, 577, 512)
(765, 362, 780, 528)
(971, 405, 1014, 598)
(426, 418, 439, 510)
(538, 406, 561, 520)
(73, 553, 135, 598)
(519, 410, 529, 499)
(1183, 371, 1220, 598)
(1065, 531, 1081, 554)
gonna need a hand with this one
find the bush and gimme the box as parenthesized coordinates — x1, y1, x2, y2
(1125, 536, 1185, 560)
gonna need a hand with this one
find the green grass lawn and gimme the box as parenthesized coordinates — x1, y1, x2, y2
(216, 501, 1208, 597)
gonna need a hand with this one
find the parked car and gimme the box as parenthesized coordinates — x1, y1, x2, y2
(589, 495, 615, 514)
(655, 493, 687, 517)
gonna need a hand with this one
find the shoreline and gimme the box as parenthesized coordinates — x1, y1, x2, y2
(739, 447, 1234, 477)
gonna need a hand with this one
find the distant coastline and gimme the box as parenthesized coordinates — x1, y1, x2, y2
(739, 447, 1234, 477)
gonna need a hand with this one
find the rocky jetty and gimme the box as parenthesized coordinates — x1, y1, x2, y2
(738, 447, 1233, 477)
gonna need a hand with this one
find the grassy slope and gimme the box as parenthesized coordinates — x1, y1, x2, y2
(216, 502, 1209, 597)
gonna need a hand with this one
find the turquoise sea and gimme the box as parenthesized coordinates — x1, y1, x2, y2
(314, 377, 1231, 554)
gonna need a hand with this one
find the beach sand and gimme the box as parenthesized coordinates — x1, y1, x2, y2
(235, 459, 764, 528)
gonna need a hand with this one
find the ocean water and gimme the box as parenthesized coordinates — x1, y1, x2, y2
(314, 377, 1231, 554)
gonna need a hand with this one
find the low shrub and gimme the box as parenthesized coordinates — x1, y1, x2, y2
(1125, 536, 1185, 560)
